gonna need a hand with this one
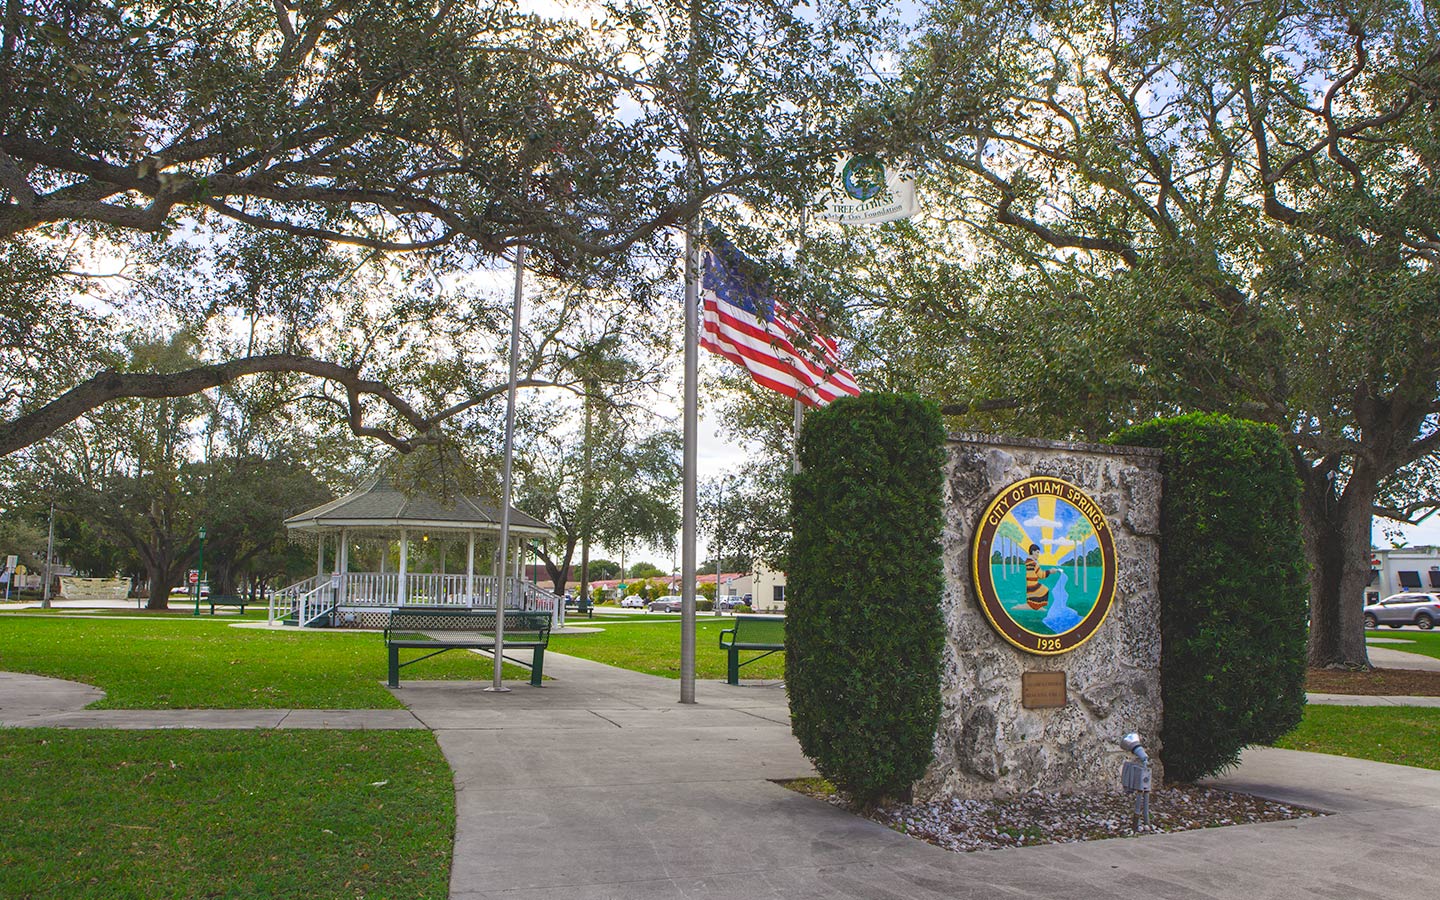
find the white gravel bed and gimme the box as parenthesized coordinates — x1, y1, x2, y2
(794, 782, 1322, 852)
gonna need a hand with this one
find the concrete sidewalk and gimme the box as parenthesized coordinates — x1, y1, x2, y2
(400, 652, 1440, 900)
(0, 671, 425, 729)
(1367, 643, 1440, 671)
(5, 653, 1440, 899)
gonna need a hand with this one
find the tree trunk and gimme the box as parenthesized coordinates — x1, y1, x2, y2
(539, 538, 577, 596)
(1300, 464, 1375, 669)
(144, 557, 172, 610)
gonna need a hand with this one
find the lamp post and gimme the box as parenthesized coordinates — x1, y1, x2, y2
(193, 525, 206, 616)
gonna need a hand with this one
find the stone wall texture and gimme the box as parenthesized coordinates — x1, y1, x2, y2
(915, 433, 1164, 801)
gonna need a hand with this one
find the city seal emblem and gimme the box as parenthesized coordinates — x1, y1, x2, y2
(970, 476, 1117, 655)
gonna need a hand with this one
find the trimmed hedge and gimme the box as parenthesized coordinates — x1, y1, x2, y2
(787, 393, 945, 804)
(1113, 413, 1308, 781)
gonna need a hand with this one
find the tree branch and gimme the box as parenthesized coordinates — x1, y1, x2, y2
(995, 193, 1141, 268)
(0, 354, 438, 456)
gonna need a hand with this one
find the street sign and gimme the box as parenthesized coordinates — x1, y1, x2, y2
(188, 569, 200, 586)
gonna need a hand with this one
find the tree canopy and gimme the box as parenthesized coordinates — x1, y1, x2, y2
(1, 0, 892, 455)
(849, 0, 1439, 666)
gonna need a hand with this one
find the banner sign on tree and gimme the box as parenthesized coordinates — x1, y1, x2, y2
(819, 154, 917, 225)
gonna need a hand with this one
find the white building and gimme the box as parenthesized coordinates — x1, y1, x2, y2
(1368, 547, 1440, 604)
(751, 560, 788, 613)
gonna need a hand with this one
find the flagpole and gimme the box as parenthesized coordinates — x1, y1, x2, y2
(793, 205, 809, 474)
(680, 219, 699, 704)
(488, 242, 525, 693)
(792, 399, 803, 474)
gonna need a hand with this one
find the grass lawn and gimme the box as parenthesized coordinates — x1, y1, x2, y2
(0, 729, 452, 900)
(0, 616, 530, 709)
(1367, 629, 1440, 661)
(548, 616, 784, 681)
(1274, 706, 1440, 771)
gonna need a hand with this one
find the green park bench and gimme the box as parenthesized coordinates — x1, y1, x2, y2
(207, 594, 256, 615)
(384, 607, 551, 688)
(718, 614, 785, 685)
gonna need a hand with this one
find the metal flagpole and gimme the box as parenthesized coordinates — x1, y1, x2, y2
(792, 205, 809, 474)
(680, 223, 699, 704)
(793, 400, 803, 474)
(678, 0, 701, 704)
(488, 243, 526, 693)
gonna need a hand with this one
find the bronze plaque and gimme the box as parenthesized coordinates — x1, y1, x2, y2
(1021, 671, 1067, 709)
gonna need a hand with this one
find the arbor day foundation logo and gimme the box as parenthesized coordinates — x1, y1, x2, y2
(970, 476, 1117, 655)
(840, 154, 886, 201)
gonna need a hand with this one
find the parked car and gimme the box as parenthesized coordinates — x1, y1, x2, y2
(620, 595, 645, 609)
(1363, 592, 1440, 630)
(648, 595, 683, 613)
(716, 597, 748, 612)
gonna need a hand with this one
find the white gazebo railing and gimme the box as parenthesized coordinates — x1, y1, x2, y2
(268, 575, 335, 627)
(270, 573, 567, 627)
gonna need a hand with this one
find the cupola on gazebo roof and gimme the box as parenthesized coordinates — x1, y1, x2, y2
(284, 473, 550, 537)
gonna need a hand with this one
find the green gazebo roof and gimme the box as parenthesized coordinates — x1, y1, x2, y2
(284, 474, 551, 537)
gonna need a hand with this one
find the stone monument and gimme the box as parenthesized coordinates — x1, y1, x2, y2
(914, 433, 1164, 800)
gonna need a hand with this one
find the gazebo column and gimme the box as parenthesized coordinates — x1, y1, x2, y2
(466, 532, 476, 608)
(398, 528, 409, 606)
(490, 545, 501, 608)
(511, 540, 522, 609)
(338, 528, 349, 603)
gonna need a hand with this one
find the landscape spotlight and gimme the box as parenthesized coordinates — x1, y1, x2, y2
(1118, 732, 1153, 830)
(1120, 732, 1149, 762)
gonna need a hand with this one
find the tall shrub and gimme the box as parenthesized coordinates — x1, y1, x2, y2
(1114, 413, 1308, 781)
(787, 393, 945, 804)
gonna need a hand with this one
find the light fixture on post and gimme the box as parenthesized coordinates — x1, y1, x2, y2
(1119, 732, 1152, 830)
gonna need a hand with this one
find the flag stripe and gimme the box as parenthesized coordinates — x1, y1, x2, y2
(702, 298, 856, 405)
(701, 323, 851, 407)
(703, 297, 858, 393)
(701, 297, 854, 404)
(699, 239, 861, 408)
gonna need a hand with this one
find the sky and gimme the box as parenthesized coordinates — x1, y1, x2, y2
(1373, 516, 1440, 551)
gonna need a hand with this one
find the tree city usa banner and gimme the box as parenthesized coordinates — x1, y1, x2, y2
(819, 154, 917, 225)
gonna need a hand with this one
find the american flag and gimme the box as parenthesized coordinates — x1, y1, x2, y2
(699, 236, 861, 407)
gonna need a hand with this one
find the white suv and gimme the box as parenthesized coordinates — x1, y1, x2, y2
(1363, 592, 1440, 630)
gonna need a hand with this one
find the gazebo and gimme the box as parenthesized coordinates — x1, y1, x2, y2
(272, 472, 557, 628)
